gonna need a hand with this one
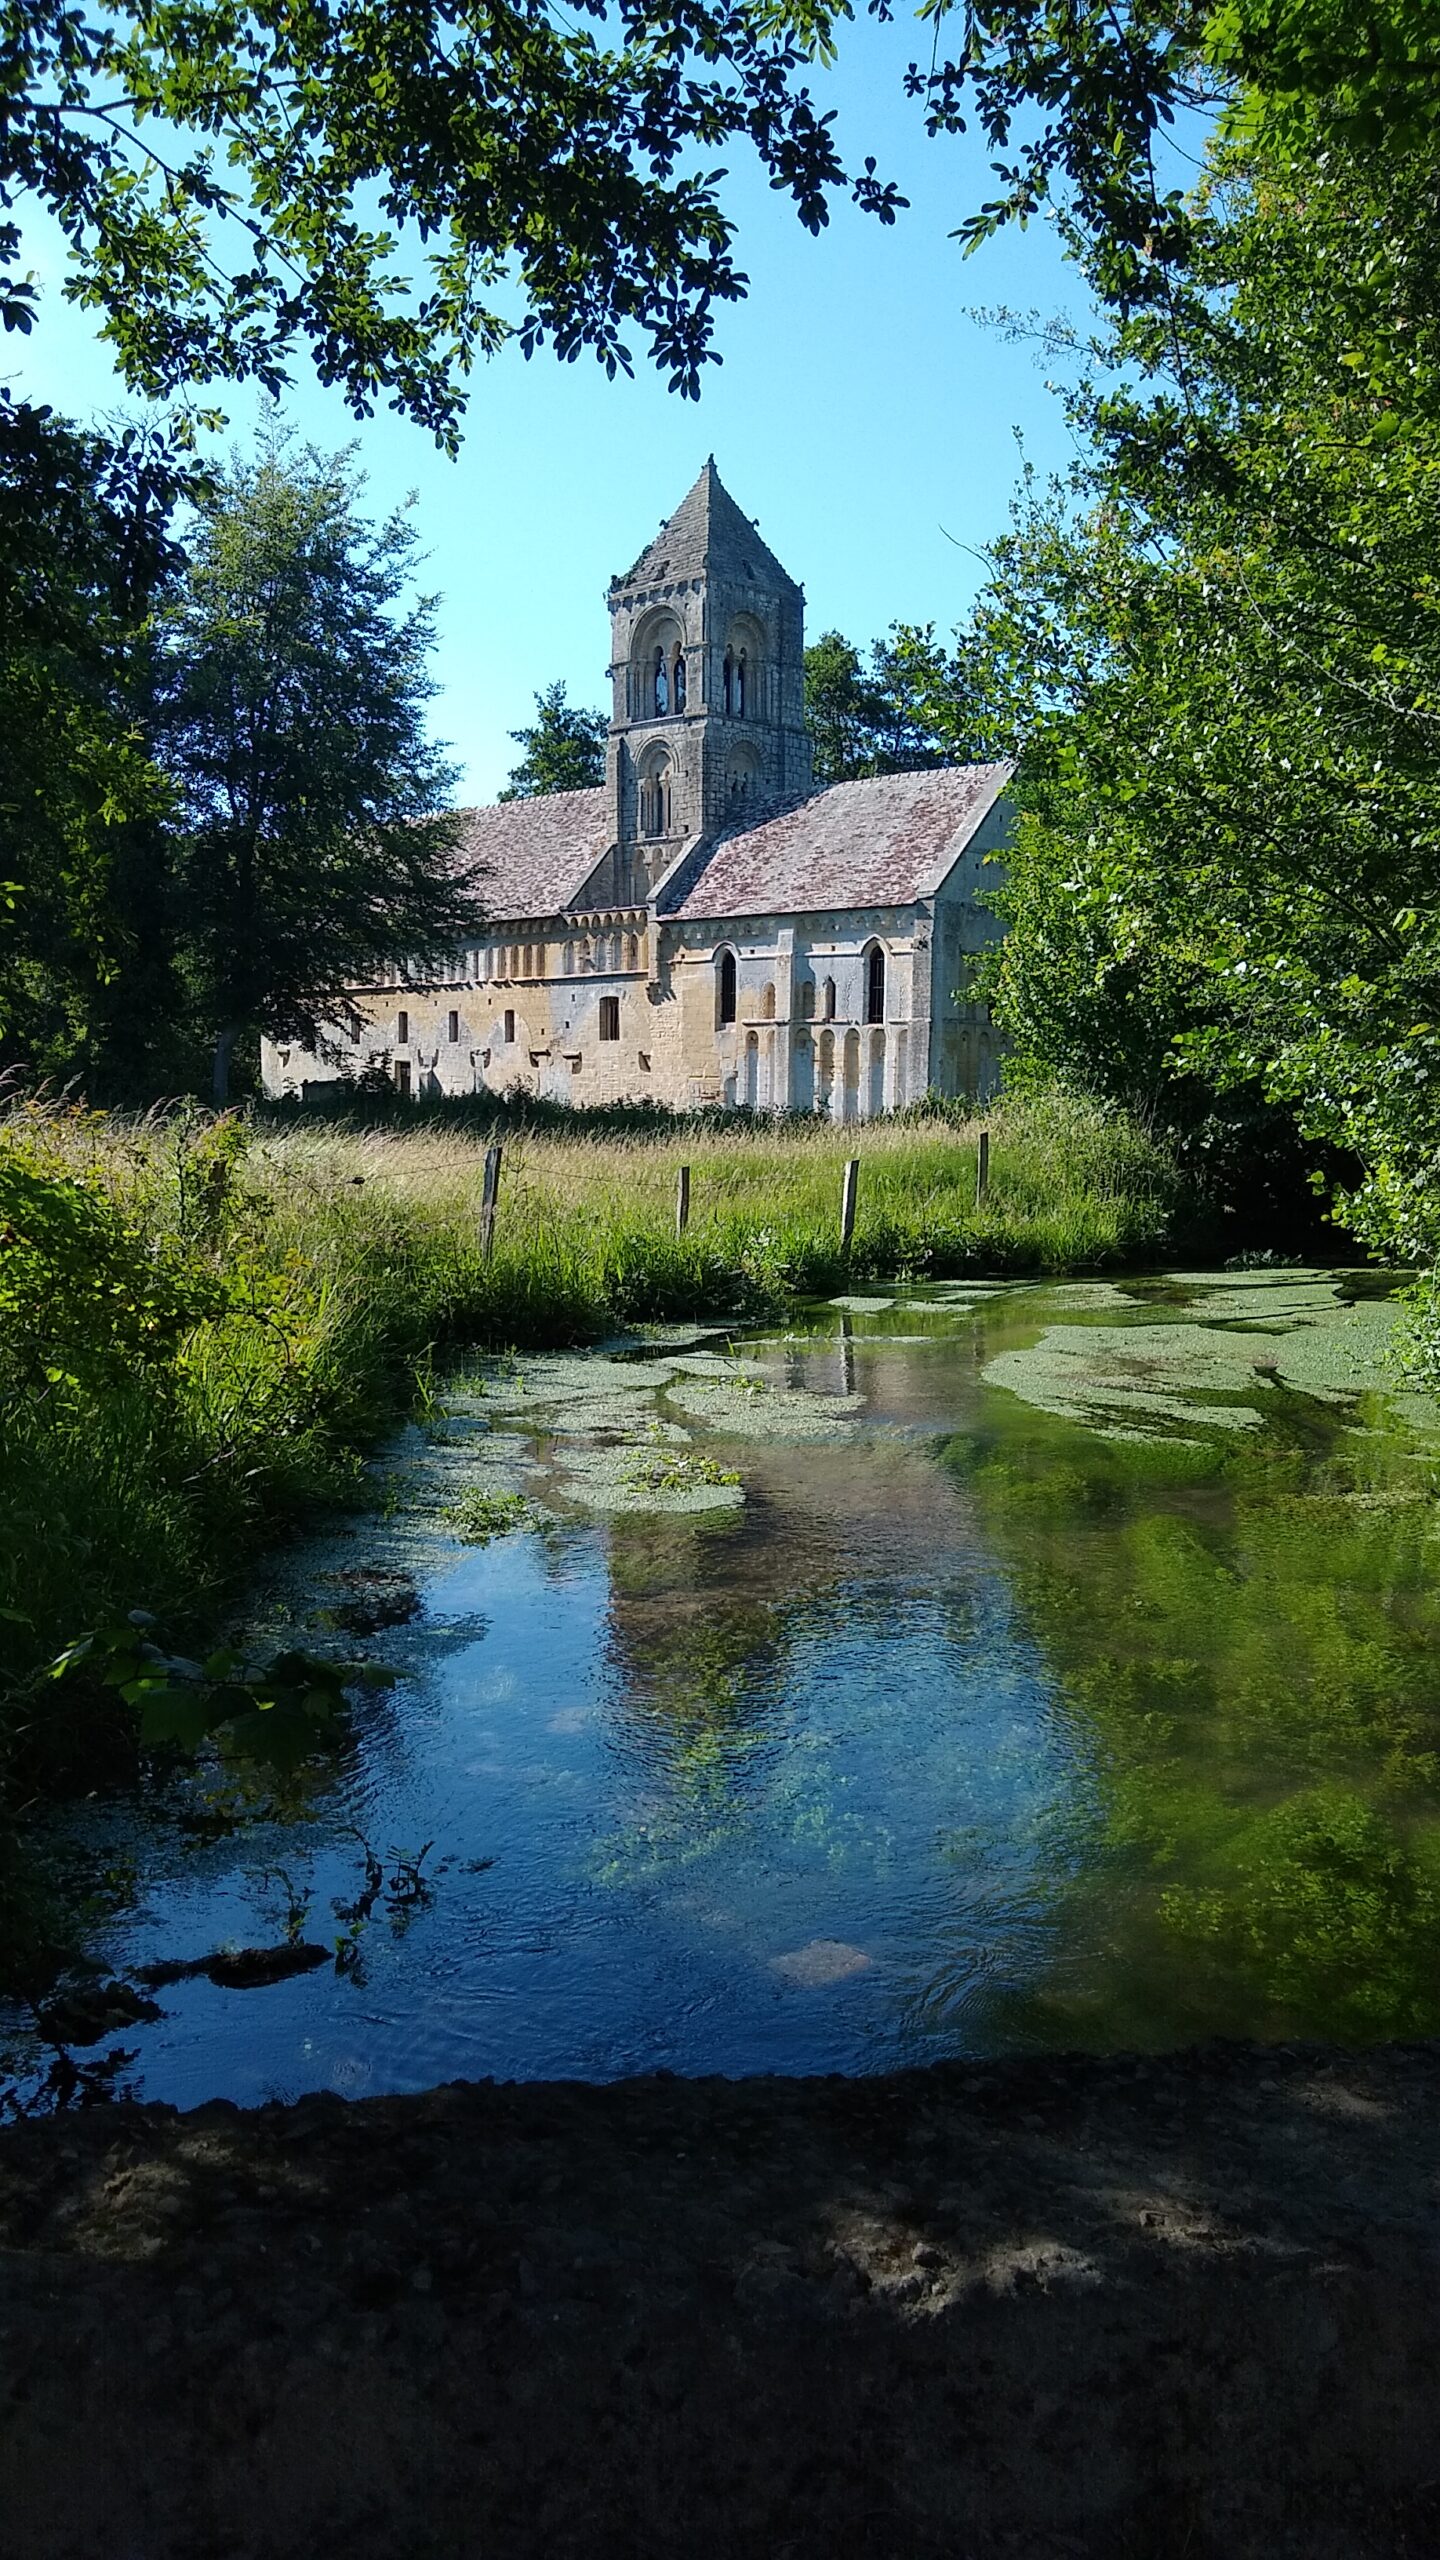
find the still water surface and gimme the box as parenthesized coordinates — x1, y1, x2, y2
(17, 1270, 1440, 2107)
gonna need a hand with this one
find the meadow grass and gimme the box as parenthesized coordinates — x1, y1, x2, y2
(0, 1086, 1182, 1807)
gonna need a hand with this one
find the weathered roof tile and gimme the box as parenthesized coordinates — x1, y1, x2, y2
(664, 764, 1012, 921)
(452, 788, 611, 918)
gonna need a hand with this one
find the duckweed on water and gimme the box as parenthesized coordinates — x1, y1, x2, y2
(663, 1376, 866, 1442)
(444, 1490, 533, 1544)
(621, 1433, 743, 1497)
(554, 1444, 746, 1516)
(984, 1322, 1280, 1438)
(983, 1277, 1436, 1444)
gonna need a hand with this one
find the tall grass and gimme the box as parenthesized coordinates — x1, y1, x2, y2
(0, 1087, 1182, 1800)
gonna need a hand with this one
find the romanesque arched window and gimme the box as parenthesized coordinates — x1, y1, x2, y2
(722, 651, 734, 716)
(640, 754, 672, 837)
(735, 650, 747, 716)
(761, 983, 776, 1021)
(653, 647, 669, 715)
(865, 942, 885, 1025)
(717, 947, 737, 1027)
(673, 649, 687, 711)
(800, 980, 816, 1021)
(823, 976, 837, 1021)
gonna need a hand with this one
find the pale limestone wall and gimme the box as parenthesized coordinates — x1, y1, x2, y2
(263, 883, 1000, 1118)
(263, 913, 666, 1107)
(648, 909, 934, 1119)
(926, 793, 1010, 1103)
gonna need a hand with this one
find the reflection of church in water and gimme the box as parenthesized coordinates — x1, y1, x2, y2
(264, 462, 1012, 1113)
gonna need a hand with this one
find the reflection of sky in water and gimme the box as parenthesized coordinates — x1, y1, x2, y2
(20, 1273, 1428, 2108)
(17, 1363, 1094, 2106)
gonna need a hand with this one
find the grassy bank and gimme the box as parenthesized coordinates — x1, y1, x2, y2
(0, 1088, 1180, 1799)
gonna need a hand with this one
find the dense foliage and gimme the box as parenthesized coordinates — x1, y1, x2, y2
(0, 435, 483, 1097)
(159, 443, 482, 1099)
(501, 682, 609, 800)
(802, 624, 1004, 782)
(2, 0, 903, 440)
(957, 100, 1440, 1313)
(0, 397, 183, 1088)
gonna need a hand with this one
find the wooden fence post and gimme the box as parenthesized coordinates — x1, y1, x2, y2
(975, 1129, 990, 1209)
(675, 1164, 691, 1239)
(840, 1155, 860, 1254)
(480, 1143, 503, 1261)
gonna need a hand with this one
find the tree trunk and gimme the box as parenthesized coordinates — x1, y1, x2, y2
(212, 1025, 237, 1106)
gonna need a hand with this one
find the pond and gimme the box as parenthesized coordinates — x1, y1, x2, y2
(12, 1266, 1440, 2109)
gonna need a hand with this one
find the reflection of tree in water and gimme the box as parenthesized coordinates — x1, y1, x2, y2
(952, 1401, 1440, 2043)
(600, 1513, 794, 1824)
(592, 1449, 992, 1891)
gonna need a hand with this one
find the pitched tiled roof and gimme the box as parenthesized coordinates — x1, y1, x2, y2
(664, 764, 1012, 922)
(613, 460, 799, 596)
(453, 788, 611, 918)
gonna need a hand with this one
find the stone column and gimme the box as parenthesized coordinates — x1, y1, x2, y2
(771, 923, 795, 1108)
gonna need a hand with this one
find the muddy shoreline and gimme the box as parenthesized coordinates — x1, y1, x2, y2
(3, 2036, 1439, 2558)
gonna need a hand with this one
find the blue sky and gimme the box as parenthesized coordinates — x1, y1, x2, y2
(8, 16, 1092, 803)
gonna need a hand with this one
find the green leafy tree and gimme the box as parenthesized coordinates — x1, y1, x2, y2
(158, 440, 483, 1099)
(918, 1, 1440, 335)
(804, 622, 1009, 781)
(803, 631, 880, 782)
(976, 110, 1440, 1262)
(500, 682, 608, 800)
(0, 396, 185, 1089)
(4, 0, 903, 444)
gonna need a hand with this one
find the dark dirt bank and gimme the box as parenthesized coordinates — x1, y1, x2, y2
(2, 2039, 1439, 2560)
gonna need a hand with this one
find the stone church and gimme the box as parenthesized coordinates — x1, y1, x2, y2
(262, 463, 1011, 1115)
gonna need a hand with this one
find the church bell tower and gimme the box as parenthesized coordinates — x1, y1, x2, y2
(604, 460, 813, 900)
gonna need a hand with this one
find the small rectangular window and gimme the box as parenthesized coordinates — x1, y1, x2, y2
(393, 1060, 411, 1098)
(447, 1009, 459, 1043)
(599, 995, 620, 1042)
(503, 1008, 515, 1043)
(397, 1009, 409, 1045)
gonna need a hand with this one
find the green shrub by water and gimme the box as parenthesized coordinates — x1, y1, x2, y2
(0, 1086, 1181, 1802)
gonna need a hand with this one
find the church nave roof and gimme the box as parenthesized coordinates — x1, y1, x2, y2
(663, 763, 1012, 922)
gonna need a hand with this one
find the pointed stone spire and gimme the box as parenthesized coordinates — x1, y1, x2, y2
(611, 460, 800, 599)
